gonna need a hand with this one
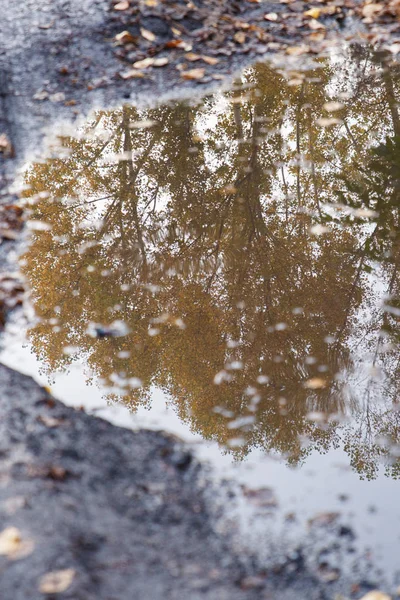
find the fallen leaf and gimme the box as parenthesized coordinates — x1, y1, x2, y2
(115, 30, 137, 44)
(286, 45, 310, 56)
(120, 69, 146, 79)
(233, 31, 246, 44)
(0, 134, 13, 157)
(185, 52, 201, 61)
(39, 569, 76, 594)
(304, 377, 326, 389)
(0, 527, 34, 560)
(264, 12, 279, 21)
(181, 68, 205, 80)
(133, 57, 156, 69)
(114, 0, 129, 9)
(201, 55, 219, 65)
(359, 592, 392, 600)
(316, 117, 342, 127)
(308, 18, 325, 30)
(153, 57, 169, 67)
(140, 27, 156, 42)
(304, 7, 321, 18)
(323, 101, 343, 112)
(362, 3, 383, 19)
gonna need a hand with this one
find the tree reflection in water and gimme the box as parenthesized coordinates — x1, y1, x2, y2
(22, 46, 400, 479)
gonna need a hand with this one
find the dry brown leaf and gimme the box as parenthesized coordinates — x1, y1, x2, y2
(181, 68, 205, 80)
(140, 27, 156, 42)
(39, 569, 76, 594)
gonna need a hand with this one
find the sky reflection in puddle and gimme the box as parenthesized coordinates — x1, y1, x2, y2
(2, 44, 400, 579)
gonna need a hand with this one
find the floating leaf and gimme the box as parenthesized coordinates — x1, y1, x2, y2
(304, 377, 327, 390)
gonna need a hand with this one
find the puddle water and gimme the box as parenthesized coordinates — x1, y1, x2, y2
(2, 44, 400, 582)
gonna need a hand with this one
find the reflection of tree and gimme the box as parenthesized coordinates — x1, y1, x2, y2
(22, 49, 400, 477)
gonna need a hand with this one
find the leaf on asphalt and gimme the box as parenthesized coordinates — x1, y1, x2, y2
(120, 69, 146, 79)
(308, 18, 325, 30)
(0, 527, 35, 560)
(286, 45, 310, 56)
(359, 592, 392, 600)
(39, 569, 76, 594)
(114, 0, 129, 9)
(185, 52, 201, 61)
(181, 68, 205, 80)
(153, 57, 169, 67)
(115, 30, 137, 44)
(362, 3, 383, 19)
(133, 57, 156, 69)
(0, 134, 13, 157)
(233, 31, 246, 44)
(201, 55, 219, 65)
(140, 28, 156, 42)
(264, 12, 279, 21)
(304, 7, 321, 18)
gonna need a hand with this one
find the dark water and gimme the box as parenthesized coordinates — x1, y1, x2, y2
(4, 43, 400, 579)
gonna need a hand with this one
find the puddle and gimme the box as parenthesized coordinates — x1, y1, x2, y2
(2, 44, 400, 582)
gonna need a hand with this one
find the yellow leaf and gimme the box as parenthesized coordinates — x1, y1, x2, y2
(304, 7, 321, 18)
